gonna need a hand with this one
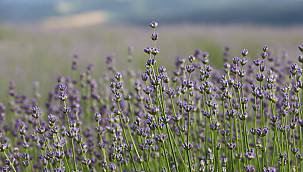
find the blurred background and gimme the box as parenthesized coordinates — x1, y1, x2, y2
(0, 0, 303, 97)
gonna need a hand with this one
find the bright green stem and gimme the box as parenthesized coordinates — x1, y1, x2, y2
(3, 151, 17, 172)
(64, 148, 71, 172)
(71, 138, 78, 171)
(186, 111, 192, 172)
(118, 115, 142, 170)
(166, 124, 179, 171)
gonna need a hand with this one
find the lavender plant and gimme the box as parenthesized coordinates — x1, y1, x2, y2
(0, 21, 303, 172)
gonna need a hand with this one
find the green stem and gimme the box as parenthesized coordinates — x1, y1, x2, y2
(186, 111, 192, 172)
(71, 138, 78, 171)
(3, 151, 17, 172)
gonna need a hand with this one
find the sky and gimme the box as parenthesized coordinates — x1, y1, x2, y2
(0, 0, 303, 25)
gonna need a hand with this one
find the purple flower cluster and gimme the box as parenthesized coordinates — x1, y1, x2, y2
(0, 21, 303, 172)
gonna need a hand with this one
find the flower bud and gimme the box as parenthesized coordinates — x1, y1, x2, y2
(149, 21, 159, 29)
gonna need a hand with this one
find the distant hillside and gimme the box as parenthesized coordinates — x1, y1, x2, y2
(0, 0, 303, 25)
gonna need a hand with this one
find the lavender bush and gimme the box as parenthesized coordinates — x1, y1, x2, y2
(0, 21, 303, 172)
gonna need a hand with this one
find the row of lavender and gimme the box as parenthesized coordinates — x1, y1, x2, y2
(0, 22, 303, 172)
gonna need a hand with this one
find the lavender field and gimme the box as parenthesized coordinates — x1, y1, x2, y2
(0, 20, 303, 172)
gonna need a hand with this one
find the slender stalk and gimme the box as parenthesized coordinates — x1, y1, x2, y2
(117, 102, 145, 171)
(71, 138, 78, 171)
(186, 110, 192, 172)
(3, 151, 17, 172)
